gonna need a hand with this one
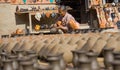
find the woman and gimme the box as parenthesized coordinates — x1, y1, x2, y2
(51, 5, 80, 33)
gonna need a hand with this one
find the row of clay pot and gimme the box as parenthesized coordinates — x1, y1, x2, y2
(72, 47, 120, 70)
(103, 47, 120, 70)
(1, 47, 120, 70)
(0, 49, 67, 70)
(1, 32, 120, 63)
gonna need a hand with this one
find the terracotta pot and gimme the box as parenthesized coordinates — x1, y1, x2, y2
(2, 59, 13, 70)
(49, 44, 61, 55)
(47, 53, 66, 70)
(8, 55, 19, 70)
(103, 48, 114, 70)
(47, 57, 62, 70)
(0, 52, 7, 68)
(12, 40, 25, 52)
(36, 65, 51, 70)
(71, 50, 79, 69)
(45, 12, 51, 18)
(99, 33, 112, 41)
(114, 56, 120, 61)
(0, 43, 9, 53)
(76, 39, 87, 50)
(59, 36, 71, 44)
(39, 45, 48, 58)
(91, 39, 107, 55)
(5, 41, 18, 53)
(105, 37, 118, 51)
(67, 36, 79, 45)
(17, 57, 32, 70)
(0, 43, 7, 52)
(76, 50, 88, 62)
(35, 42, 45, 54)
(79, 60, 92, 70)
(28, 53, 38, 68)
(20, 61, 34, 70)
(15, 50, 25, 58)
(81, 36, 99, 51)
(113, 51, 120, 58)
(113, 41, 120, 52)
(87, 52, 100, 70)
(112, 60, 120, 70)
(20, 40, 35, 51)
(58, 44, 77, 63)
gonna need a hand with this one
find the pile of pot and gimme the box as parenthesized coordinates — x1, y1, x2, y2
(0, 32, 120, 64)
(0, 47, 120, 70)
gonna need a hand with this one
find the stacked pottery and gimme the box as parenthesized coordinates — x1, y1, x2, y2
(111, 60, 120, 70)
(71, 50, 79, 69)
(103, 48, 114, 70)
(72, 50, 89, 70)
(47, 53, 66, 70)
(8, 55, 18, 70)
(15, 50, 25, 58)
(47, 55, 63, 70)
(2, 59, 13, 70)
(26, 50, 38, 68)
(113, 51, 120, 59)
(87, 52, 100, 70)
(0, 52, 8, 70)
(17, 56, 32, 70)
(79, 60, 91, 70)
(0, 52, 7, 61)
(20, 61, 34, 70)
(36, 65, 51, 70)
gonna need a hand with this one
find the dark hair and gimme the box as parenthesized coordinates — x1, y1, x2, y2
(58, 5, 68, 12)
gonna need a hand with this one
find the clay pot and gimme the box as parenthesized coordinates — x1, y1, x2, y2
(28, 54, 38, 68)
(0, 43, 9, 53)
(58, 44, 77, 63)
(20, 61, 34, 70)
(8, 55, 19, 70)
(17, 56, 32, 70)
(114, 55, 120, 61)
(5, 41, 18, 53)
(103, 48, 114, 70)
(87, 52, 100, 70)
(112, 60, 120, 70)
(76, 50, 88, 62)
(71, 50, 79, 69)
(81, 36, 100, 51)
(0, 52, 7, 68)
(72, 50, 89, 69)
(36, 65, 51, 70)
(47, 53, 66, 70)
(91, 39, 107, 55)
(2, 59, 13, 70)
(47, 57, 62, 70)
(76, 39, 87, 50)
(35, 42, 45, 54)
(99, 33, 112, 41)
(0, 52, 7, 61)
(79, 60, 92, 70)
(45, 12, 51, 18)
(26, 50, 36, 55)
(15, 50, 25, 58)
(113, 51, 120, 58)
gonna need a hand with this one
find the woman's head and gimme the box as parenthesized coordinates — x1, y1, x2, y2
(58, 5, 67, 16)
